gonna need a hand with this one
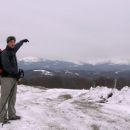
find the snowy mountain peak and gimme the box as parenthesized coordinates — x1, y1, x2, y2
(19, 57, 130, 65)
(19, 57, 43, 63)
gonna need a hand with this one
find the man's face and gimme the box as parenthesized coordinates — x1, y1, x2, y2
(7, 40, 16, 48)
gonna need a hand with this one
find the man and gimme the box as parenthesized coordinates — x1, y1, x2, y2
(0, 36, 29, 123)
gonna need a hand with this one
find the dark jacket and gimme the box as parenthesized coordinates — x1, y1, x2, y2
(1, 42, 24, 78)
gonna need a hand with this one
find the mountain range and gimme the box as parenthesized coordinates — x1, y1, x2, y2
(19, 57, 130, 72)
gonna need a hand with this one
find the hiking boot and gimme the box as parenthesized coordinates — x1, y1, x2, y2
(9, 115, 21, 120)
(0, 117, 8, 123)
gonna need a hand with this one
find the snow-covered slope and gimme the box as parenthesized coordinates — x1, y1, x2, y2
(1, 85, 130, 130)
(33, 70, 54, 76)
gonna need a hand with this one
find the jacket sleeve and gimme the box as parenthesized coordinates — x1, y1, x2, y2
(13, 41, 24, 53)
(1, 51, 17, 74)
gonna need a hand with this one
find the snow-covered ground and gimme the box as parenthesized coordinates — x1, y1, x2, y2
(0, 85, 130, 130)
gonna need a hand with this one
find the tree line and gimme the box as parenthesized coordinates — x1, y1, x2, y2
(20, 75, 130, 90)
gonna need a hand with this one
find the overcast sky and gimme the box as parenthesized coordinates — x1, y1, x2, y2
(0, 0, 130, 63)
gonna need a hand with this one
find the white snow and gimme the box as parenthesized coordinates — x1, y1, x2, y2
(33, 70, 54, 76)
(0, 85, 130, 130)
(75, 86, 113, 102)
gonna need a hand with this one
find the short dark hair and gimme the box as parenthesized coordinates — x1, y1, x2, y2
(6, 36, 16, 43)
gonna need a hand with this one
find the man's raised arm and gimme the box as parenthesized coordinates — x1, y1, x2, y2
(14, 39, 29, 53)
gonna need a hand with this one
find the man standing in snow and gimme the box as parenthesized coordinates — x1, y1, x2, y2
(0, 36, 29, 123)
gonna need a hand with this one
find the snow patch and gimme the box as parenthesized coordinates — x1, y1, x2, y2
(33, 70, 54, 76)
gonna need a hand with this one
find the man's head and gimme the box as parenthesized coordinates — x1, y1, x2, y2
(6, 36, 16, 48)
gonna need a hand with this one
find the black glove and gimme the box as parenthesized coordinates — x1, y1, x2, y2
(19, 69, 24, 79)
(11, 69, 24, 80)
(20, 39, 29, 43)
